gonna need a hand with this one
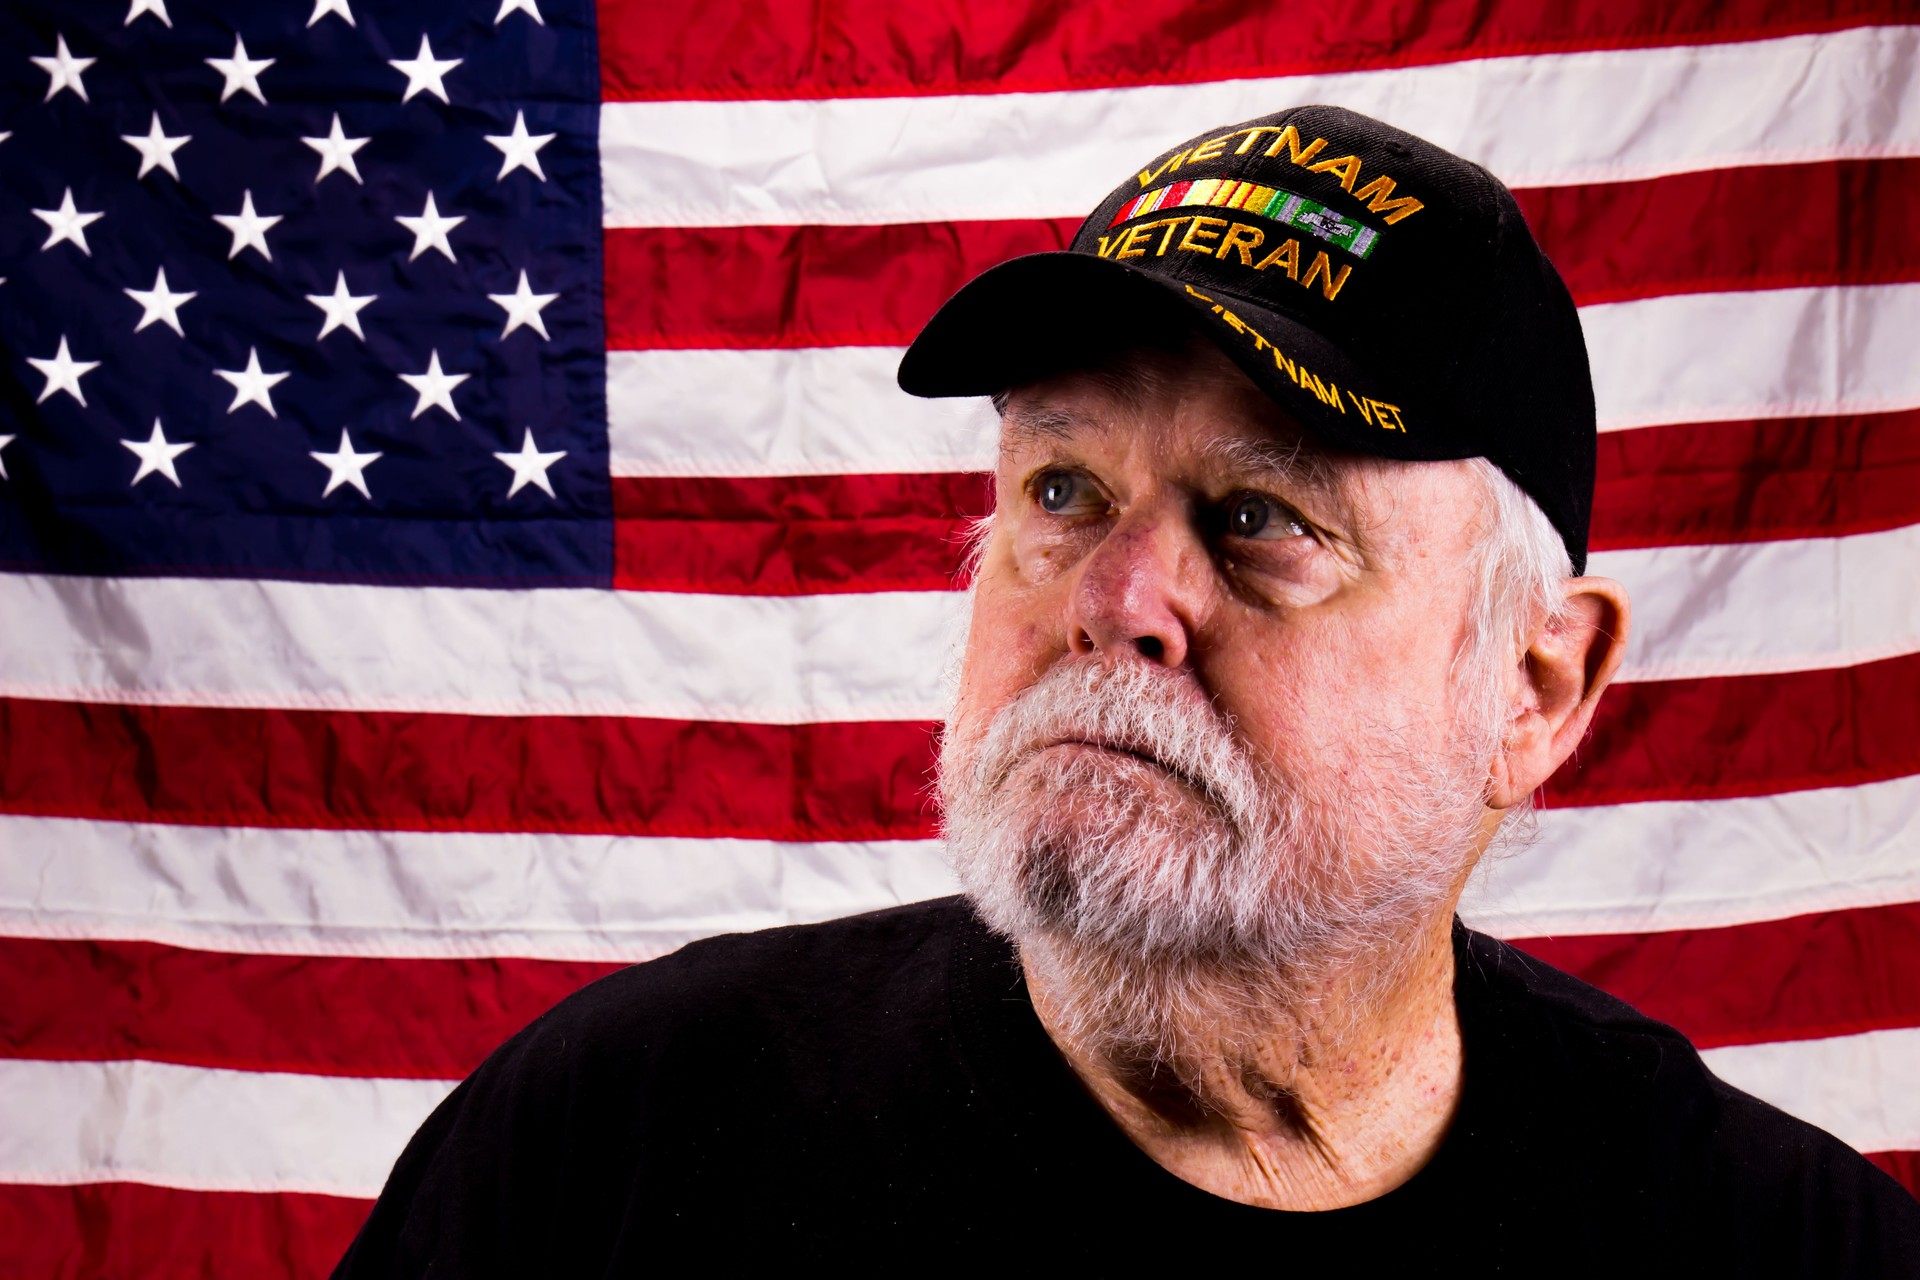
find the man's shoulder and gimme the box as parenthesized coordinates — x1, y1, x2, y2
(511, 895, 976, 1070)
(1458, 926, 1920, 1263)
(1460, 922, 1807, 1136)
(1456, 923, 1718, 1165)
(1459, 923, 1693, 1060)
(335, 902, 993, 1274)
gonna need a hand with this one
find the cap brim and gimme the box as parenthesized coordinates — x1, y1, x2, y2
(898, 252, 1465, 464)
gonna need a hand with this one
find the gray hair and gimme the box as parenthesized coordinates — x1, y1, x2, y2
(1457, 458, 1575, 823)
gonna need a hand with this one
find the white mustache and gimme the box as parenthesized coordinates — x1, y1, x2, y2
(967, 661, 1266, 824)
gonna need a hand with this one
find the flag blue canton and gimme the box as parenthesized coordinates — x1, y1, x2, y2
(0, 1, 609, 586)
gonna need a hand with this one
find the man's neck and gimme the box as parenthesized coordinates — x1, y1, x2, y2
(1022, 912, 1464, 1211)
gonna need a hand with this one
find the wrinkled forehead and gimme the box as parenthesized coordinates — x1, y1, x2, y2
(993, 339, 1389, 521)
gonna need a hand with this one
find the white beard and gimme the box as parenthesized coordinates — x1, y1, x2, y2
(939, 659, 1494, 1080)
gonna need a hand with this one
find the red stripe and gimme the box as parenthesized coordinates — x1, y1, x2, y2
(1510, 903, 1920, 1052)
(598, 0, 1909, 100)
(0, 698, 941, 841)
(1591, 408, 1920, 551)
(602, 159, 1920, 352)
(612, 471, 993, 594)
(0, 936, 616, 1080)
(603, 218, 1075, 351)
(1545, 650, 1920, 808)
(6, 654, 1918, 838)
(1866, 1150, 1920, 1201)
(4, 904, 1916, 1081)
(1514, 157, 1920, 306)
(0, 1182, 367, 1280)
(603, 408, 1920, 597)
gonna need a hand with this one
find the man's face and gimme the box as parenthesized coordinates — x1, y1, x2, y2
(940, 341, 1506, 969)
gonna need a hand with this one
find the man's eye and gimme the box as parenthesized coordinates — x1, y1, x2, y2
(1034, 471, 1101, 515)
(1223, 492, 1309, 541)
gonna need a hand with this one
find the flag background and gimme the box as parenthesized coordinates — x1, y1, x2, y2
(2, 1, 1918, 1274)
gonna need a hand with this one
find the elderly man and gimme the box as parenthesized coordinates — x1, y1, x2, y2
(336, 107, 1919, 1272)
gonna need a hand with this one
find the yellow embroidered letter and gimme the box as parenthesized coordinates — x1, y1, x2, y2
(1115, 223, 1155, 259)
(1178, 216, 1228, 253)
(1353, 175, 1424, 225)
(1302, 251, 1352, 301)
(1254, 238, 1301, 279)
(1305, 154, 1363, 192)
(1215, 222, 1265, 266)
(1262, 125, 1327, 167)
(1135, 149, 1191, 188)
(1187, 134, 1233, 163)
(1153, 216, 1193, 255)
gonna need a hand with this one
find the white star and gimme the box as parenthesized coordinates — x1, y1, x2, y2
(494, 0, 544, 23)
(125, 266, 197, 336)
(125, 0, 171, 26)
(398, 350, 469, 420)
(301, 113, 369, 185)
(28, 338, 102, 409)
(307, 0, 355, 26)
(33, 188, 104, 256)
(395, 191, 465, 262)
(27, 338, 100, 406)
(122, 112, 191, 180)
(484, 110, 555, 181)
(0, 435, 14, 482)
(122, 419, 193, 487)
(32, 35, 95, 103)
(488, 270, 558, 340)
(306, 270, 377, 341)
(494, 428, 565, 498)
(311, 429, 381, 499)
(214, 346, 290, 416)
(206, 35, 274, 104)
(214, 190, 282, 261)
(388, 35, 461, 103)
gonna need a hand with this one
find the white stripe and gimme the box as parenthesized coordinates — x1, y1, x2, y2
(601, 26, 1920, 227)
(1593, 520, 1920, 683)
(607, 286, 1920, 476)
(608, 345, 1000, 477)
(1461, 775, 1920, 939)
(6, 767, 1913, 960)
(1585, 284, 1920, 432)
(0, 525, 1914, 715)
(0, 573, 967, 723)
(1702, 1028, 1920, 1155)
(0, 1035, 1905, 1202)
(0, 1058, 450, 1198)
(0, 816, 956, 961)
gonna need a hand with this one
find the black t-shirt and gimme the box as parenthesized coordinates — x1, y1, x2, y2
(334, 897, 1920, 1273)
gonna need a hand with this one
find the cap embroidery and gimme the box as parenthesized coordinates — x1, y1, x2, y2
(1110, 178, 1381, 259)
(1182, 284, 1408, 432)
(1132, 124, 1425, 225)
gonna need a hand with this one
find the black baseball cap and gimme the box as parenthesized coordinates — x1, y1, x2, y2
(897, 104, 1596, 573)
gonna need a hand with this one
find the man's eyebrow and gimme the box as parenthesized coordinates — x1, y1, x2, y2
(996, 404, 1100, 452)
(1201, 433, 1344, 497)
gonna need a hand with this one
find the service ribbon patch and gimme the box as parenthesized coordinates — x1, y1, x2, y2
(1109, 178, 1380, 259)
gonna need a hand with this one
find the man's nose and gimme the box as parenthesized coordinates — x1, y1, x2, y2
(1064, 504, 1205, 667)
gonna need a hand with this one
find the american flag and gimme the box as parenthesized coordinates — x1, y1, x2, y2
(0, 0, 1916, 1272)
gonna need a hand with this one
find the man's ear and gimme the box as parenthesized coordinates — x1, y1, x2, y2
(1487, 577, 1631, 810)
